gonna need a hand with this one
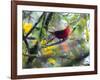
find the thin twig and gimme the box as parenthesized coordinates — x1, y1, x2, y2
(25, 12, 45, 38)
(26, 37, 35, 40)
(70, 15, 81, 25)
(45, 39, 67, 47)
(23, 54, 67, 58)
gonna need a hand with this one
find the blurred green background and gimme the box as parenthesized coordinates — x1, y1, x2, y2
(22, 11, 90, 68)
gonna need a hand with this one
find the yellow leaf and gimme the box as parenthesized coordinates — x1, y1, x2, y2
(42, 49, 53, 56)
(42, 46, 56, 56)
(41, 40, 47, 45)
(23, 22, 33, 33)
(48, 58, 56, 65)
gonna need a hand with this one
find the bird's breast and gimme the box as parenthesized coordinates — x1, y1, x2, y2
(54, 28, 68, 39)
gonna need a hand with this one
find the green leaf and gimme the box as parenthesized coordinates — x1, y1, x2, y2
(41, 28, 47, 37)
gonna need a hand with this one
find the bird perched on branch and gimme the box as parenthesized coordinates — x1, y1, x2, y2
(49, 26, 72, 39)
(47, 20, 73, 44)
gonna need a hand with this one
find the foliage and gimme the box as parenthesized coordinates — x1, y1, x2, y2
(22, 11, 90, 68)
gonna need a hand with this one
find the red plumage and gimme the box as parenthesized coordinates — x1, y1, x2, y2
(52, 26, 72, 39)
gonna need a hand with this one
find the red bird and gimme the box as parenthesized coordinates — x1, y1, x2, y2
(46, 26, 73, 46)
(53, 26, 72, 39)
(46, 20, 73, 46)
(49, 26, 72, 39)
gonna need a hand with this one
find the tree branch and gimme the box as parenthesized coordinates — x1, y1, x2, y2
(26, 37, 35, 40)
(23, 38, 30, 54)
(44, 38, 67, 47)
(25, 12, 45, 38)
(44, 12, 53, 30)
(23, 54, 67, 58)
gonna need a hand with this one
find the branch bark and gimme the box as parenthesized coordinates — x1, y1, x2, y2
(44, 12, 53, 30)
